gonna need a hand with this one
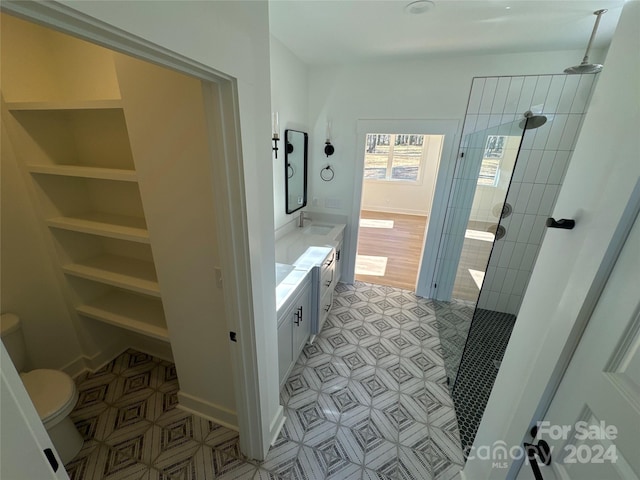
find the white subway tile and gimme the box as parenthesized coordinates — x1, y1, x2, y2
(531, 121, 552, 150)
(535, 150, 557, 184)
(522, 150, 543, 183)
(477, 289, 490, 309)
(570, 74, 597, 114)
(558, 114, 583, 150)
(461, 115, 479, 141)
(474, 115, 490, 135)
(504, 76, 525, 114)
(486, 291, 499, 310)
(467, 79, 485, 114)
(526, 184, 546, 215)
(557, 75, 580, 113)
(538, 184, 560, 216)
(505, 212, 524, 243)
(483, 266, 497, 292)
(509, 242, 527, 270)
(506, 182, 522, 206)
(496, 293, 511, 312)
(507, 294, 523, 315)
(528, 215, 547, 245)
(521, 243, 540, 271)
(479, 78, 499, 114)
(498, 241, 516, 268)
(492, 267, 508, 293)
(513, 269, 531, 296)
(492, 77, 512, 114)
(517, 76, 539, 113)
(530, 75, 552, 111)
(502, 268, 518, 295)
(511, 150, 528, 183)
(543, 75, 567, 114)
(517, 214, 536, 244)
(548, 150, 571, 184)
(490, 241, 504, 265)
(515, 183, 534, 213)
(545, 114, 568, 150)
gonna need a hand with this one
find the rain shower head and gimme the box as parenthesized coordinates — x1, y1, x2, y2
(564, 9, 607, 74)
(519, 111, 548, 130)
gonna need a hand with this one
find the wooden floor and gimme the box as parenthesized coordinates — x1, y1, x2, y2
(355, 210, 427, 291)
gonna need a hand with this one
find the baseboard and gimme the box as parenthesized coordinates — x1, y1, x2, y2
(177, 390, 238, 430)
(360, 206, 429, 217)
(61, 343, 124, 379)
(269, 405, 285, 446)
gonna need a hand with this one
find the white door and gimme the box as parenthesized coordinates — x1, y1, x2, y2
(0, 343, 69, 479)
(517, 212, 640, 479)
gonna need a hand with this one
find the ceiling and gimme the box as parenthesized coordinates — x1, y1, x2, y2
(269, 0, 626, 66)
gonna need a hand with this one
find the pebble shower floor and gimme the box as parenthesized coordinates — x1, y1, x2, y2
(65, 282, 465, 479)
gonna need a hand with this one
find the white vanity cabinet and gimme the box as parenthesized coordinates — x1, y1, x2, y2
(277, 271, 312, 388)
(313, 248, 337, 336)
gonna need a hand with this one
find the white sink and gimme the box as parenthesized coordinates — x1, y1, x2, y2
(304, 224, 333, 236)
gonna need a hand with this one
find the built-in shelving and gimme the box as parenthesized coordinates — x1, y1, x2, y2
(46, 213, 149, 243)
(62, 254, 160, 297)
(28, 165, 137, 182)
(76, 289, 168, 341)
(5, 99, 123, 111)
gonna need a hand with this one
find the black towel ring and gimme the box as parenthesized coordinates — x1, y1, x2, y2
(287, 163, 295, 179)
(320, 165, 334, 182)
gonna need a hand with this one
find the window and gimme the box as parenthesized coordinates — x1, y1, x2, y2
(477, 135, 506, 187)
(364, 133, 425, 182)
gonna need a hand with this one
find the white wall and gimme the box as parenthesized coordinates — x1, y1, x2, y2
(305, 49, 605, 280)
(35, 0, 280, 458)
(0, 117, 84, 372)
(465, 1, 640, 477)
(270, 36, 310, 230)
(361, 134, 443, 216)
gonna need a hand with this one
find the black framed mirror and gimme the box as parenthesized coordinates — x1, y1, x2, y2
(284, 129, 308, 214)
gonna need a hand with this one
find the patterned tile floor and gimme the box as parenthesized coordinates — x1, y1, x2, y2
(65, 281, 465, 479)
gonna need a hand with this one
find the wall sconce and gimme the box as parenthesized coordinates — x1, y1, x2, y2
(324, 119, 335, 157)
(272, 112, 280, 158)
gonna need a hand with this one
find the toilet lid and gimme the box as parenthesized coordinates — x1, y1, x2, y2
(20, 369, 76, 422)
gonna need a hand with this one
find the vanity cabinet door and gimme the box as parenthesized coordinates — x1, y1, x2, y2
(334, 241, 343, 284)
(292, 281, 312, 360)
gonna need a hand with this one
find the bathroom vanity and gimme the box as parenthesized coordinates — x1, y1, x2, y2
(275, 221, 345, 387)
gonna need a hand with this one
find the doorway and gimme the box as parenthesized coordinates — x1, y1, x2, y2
(0, 5, 265, 465)
(355, 133, 443, 291)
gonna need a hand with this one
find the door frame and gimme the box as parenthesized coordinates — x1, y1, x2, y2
(348, 119, 459, 296)
(0, 1, 266, 460)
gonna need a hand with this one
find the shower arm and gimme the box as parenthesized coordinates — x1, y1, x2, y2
(580, 9, 607, 64)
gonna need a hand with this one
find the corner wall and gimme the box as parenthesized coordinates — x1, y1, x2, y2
(270, 36, 310, 230)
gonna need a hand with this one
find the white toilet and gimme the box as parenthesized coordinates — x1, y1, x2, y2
(0, 313, 83, 464)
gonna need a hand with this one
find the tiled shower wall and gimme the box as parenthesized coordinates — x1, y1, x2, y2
(435, 74, 597, 314)
(476, 74, 597, 314)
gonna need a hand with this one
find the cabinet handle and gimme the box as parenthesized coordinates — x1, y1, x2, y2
(324, 303, 331, 312)
(325, 252, 334, 267)
(294, 306, 303, 326)
(336, 249, 340, 261)
(325, 269, 334, 287)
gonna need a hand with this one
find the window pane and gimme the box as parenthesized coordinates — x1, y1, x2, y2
(478, 158, 500, 186)
(390, 135, 423, 181)
(364, 134, 389, 179)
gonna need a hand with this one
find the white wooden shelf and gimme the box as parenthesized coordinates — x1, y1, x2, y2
(77, 289, 168, 342)
(6, 99, 123, 111)
(63, 254, 160, 297)
(47, 212, 149, 243)
(28, 164, 137, 182)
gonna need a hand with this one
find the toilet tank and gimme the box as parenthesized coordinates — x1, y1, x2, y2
(0, 313, 27, 372)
